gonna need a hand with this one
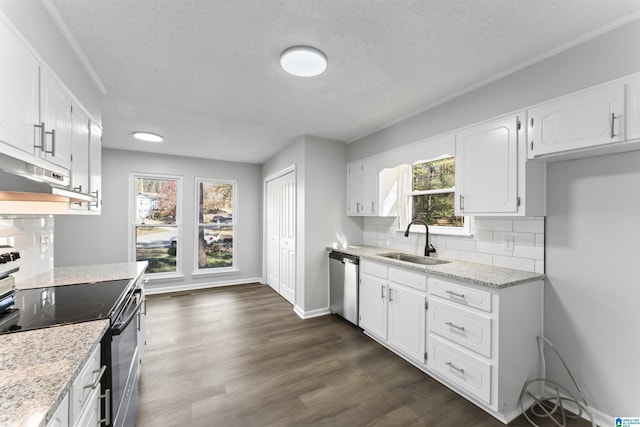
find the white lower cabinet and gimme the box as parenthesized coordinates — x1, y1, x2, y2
(46, 393, 69, 427)
(358, 259, 543, 424)
(69, 344, 104, 427)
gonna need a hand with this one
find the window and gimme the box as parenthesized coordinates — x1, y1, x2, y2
(195, 178, 236, 271)
(401, 156, 468, 235)
(132, 175, 181, 275)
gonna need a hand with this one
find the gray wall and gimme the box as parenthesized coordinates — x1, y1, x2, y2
(0, 0, 102, 123)
(262, 136, 361, 315)
(347, 17, 640, 420)
(546, 151, 640, 417)
(54, 148, 263, 292)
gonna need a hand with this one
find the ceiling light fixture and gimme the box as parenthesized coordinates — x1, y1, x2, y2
(280, 45, 327, 77)
(133, 131, 164, 142)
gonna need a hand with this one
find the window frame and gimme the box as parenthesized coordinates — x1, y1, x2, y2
(129, 172, 183, 279)
(192, 177, 238, 275)
(398, 157, 471, 236)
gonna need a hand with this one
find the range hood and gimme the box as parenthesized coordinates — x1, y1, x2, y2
(0, 153, 95, 210)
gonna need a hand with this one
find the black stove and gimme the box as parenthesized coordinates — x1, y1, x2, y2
(0, 279, 134, 335)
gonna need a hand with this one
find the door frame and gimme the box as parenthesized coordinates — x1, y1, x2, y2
(263, 164, 297, 298)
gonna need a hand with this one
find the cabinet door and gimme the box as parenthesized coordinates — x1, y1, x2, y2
(0, 21, 40, 155)
(359, 274, 387, 340)
(46, 392, 69, 427)
(362, 157, 377, 214)
(69, 105, 90, 210)
(528, 83, 624, 158)
(88, 122, 102, 211)
(40, 68, 72, 169)
(347, 161, 363, 215)
(388, 284, 426, 363)
(455, 116, 519, 214)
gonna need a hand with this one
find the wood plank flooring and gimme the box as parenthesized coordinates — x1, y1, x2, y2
(136, 283, 590, 427)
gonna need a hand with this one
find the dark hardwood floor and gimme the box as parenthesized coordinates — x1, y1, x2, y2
(136, 283, 590, 427)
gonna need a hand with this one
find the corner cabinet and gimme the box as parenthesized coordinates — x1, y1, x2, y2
(527, 73, 640, 161)
(357, 259, 544, 424)
(455, 113, 546, 216)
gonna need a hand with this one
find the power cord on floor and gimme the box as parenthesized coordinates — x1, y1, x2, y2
(518, 336, 596, 427)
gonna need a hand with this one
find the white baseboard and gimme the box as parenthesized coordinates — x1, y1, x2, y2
(145, 276, 264, 295)
(293, 305, 331, 319)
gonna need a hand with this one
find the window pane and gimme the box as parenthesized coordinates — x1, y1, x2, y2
(412, 193, 464, 227)
(412, 157, 455, 191)
(135, 226, 177, 273)
(136, 178, 177, 225)
(198, 225, 233, 268)
(198, 182, 233, 223)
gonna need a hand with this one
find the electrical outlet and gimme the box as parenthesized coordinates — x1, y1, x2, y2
(503, 235, 514, 251)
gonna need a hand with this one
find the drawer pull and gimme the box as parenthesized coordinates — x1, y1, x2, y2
(446, 290, 466, 300)
(445, 361, 465, 374)
(445, 321, 465, 332)
(84, 365, 107, 390)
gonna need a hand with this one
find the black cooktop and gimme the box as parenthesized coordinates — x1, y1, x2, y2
(0, 279, 133, 335)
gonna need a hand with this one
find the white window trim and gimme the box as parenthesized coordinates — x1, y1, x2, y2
(129, 172, 183, 278)
(193, 177, 238, 274)
(397, 161, 472, 237)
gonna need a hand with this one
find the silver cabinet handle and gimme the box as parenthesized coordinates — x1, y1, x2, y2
(33, 122, 46, 151)
(388, 288, 393, 302)
(371, 201, 375, 212)
(91, 190, 100, 208)
(84, 364, 107, 390)
(445, 361, 464, 374)
(43, 128, 55, 155)
(99, 388, 111, 426)
(446, 290, 466, 300)
(459, 195, 464, 211)
(380, 286, 385, 299)
(356, 202, 360, 213)
(610, 113, 617, 139)
(445, 321, 465, 332)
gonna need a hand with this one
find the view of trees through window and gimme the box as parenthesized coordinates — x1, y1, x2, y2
(197, 180, 234, 269)
(411, 157, 464, 227)
(135, 177, 178, 274)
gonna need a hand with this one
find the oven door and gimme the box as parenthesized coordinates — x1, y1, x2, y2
(110, 289, 143, 427)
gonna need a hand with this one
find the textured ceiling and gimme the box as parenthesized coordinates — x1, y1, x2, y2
(47, 0, 640, 164)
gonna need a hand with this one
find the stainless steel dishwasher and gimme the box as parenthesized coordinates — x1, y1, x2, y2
(329, 251, 359, 325)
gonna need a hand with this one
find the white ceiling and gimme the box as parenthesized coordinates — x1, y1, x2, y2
(47, 0, 640, 164)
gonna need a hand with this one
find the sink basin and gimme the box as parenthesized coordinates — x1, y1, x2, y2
(377, 252, 450, 266)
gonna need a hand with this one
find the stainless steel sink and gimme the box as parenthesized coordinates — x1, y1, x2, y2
(377, 252, 450, 266)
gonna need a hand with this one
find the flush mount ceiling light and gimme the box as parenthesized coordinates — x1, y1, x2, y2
(280, 45, 327, 77)
(133, 131, 164, 142)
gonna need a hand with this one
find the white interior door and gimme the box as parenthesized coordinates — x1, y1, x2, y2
(266, 171, 296, 304)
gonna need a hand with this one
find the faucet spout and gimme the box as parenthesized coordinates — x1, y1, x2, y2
(404, 219, 437, 256)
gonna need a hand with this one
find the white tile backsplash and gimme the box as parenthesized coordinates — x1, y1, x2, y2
(363, 216, 545, 273)
(0, 216, 54, 283)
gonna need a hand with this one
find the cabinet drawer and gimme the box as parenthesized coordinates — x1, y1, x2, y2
(389, 267, 426, 292)
(428, 334, 491, 404)
(429, 278, 492, 313)
(429, 299, 492, 357)
(70, 344, 101, 424)
(361, 260, 388, 279)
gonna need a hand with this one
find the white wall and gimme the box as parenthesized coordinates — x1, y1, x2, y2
(262, 136, 361, 316)
(0, 0, 102, 123)
(0, 216, 54, 283)
(54, 148, 263, 293)
(546, 151, 640, 420)
(347, 16, 640, 421)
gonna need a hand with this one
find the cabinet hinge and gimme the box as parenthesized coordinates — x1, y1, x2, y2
(70, 105, 73, 113)
(70, 154, 73, 162)
(530, 117, 534, 128)
(425, 301, 428, 310)
(424, 352, 428, 361)
(517, 119, 521, 130)
(517, 197, 521, 207)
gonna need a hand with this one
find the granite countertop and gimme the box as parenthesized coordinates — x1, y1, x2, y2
(0, 320, 109, 427)
(16, 261, 148, 290)
(328, 245, 544, 288)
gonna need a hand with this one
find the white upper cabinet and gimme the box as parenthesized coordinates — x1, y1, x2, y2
(455, 113, 546, 217)
(40, 68, 72, 169)
(88, 122, 102, 212)
(347, 158, 400, 217)
(0, 19, 40, 156)
(528, 73, 640, 161)
(70, 104, 90, 205)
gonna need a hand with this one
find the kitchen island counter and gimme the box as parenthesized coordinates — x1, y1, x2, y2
(0, 320, 109, 427)
(328, 245, 543, 288)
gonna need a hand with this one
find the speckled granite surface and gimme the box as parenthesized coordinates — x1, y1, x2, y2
(328, 245, 544, 288)
(0, 320, 109, 427)
(15, 261, 148, 290)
